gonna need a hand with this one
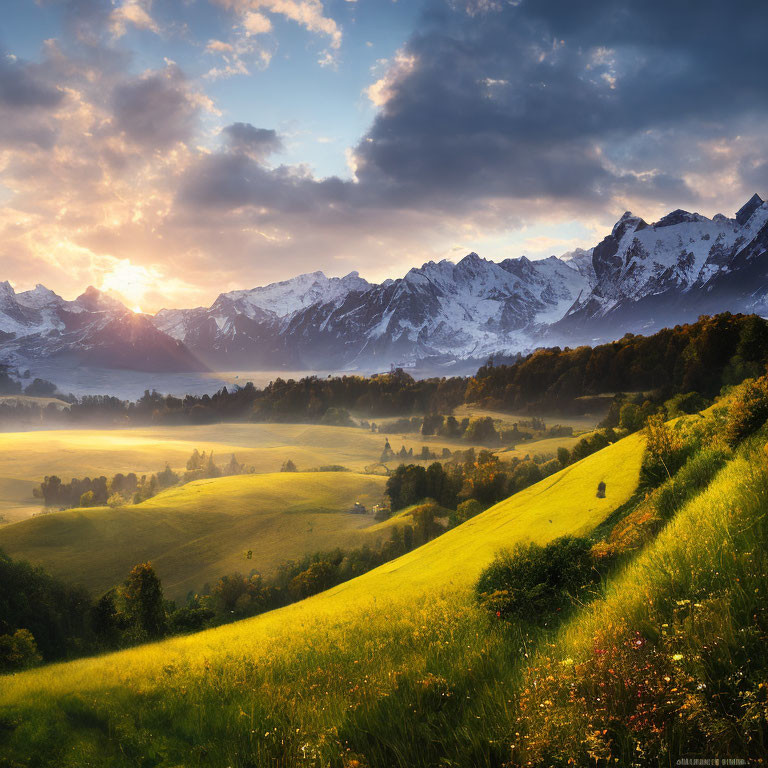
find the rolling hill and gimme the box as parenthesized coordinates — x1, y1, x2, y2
(0, 422, 480, 525)
(0, 432, 644, 766)
(0, 471, 388, 600)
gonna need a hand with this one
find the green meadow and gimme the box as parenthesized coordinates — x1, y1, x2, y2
(0, 423, 475, 524)
(0, 471, 388, 600)
(0, 433, 644, 766)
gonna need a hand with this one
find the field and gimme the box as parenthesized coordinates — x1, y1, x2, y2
(0, 432, 644, 766)
(496, 432, 593, 460)
(0, 423, 479, 525)
(451, 404, 603, 432)
(0, 471, 388, 600)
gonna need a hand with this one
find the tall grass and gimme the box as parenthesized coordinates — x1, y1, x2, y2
(516, 442, 768, 765)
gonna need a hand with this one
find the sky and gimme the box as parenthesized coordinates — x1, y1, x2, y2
(0, 0, 766, 313)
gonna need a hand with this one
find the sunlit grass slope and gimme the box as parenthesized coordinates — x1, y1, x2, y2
(0, 472, 386, 600)
(0, 423, 479, 523)
(0, 432, 643, 740)
(516, 445, 768, 764)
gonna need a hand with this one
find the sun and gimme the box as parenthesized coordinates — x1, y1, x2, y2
(98, 259, 159, 313)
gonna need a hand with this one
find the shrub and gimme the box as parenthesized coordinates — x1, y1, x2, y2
(449, 498, 485, 527)
(320, 407, 354, 427)
(640, 414, 690, 487)
(476, 536, 598, 625)
(0, 628, 42, 672)
(724, 376, 768, 447)
(665, 391, 711, 417)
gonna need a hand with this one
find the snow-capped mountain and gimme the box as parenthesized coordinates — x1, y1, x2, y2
(0, 284, 205, 372)
(153, 271, 372, 367)
(1, 193, 767, 375)
(552, 193, 768, 339)
(278, 253, 590, 369)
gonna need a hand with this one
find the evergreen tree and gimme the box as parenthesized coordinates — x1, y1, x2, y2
(122, 563, 167, 640)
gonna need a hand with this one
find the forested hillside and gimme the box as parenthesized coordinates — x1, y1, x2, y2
(2, 313, 767, 429)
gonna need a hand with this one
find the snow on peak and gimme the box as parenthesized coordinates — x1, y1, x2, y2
(16, 284, 63, 309)
(215, 269, 372, 319)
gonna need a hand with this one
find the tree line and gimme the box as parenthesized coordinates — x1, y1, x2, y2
(2, 312, 766, 431)
(35, 449, 254, 509)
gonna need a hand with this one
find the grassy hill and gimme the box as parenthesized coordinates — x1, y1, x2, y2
(0, 432, 644, 766)
(514, 443, 768, 764)
(0, 471, 388, 600)
(0, 423, 477, 524)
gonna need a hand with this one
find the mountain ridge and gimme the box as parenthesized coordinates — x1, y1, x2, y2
(0, 193, 766, 373)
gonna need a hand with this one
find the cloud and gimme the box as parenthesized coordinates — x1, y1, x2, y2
(0, 53, 63, 109)
(242, 11, 272, 35)
(350, 0, 768, 211)
(110, 0, 160, 38)
(365, 50, 416, 108)
(222, 123, 284, 159)
(211, 0, 343, 68)
(1, 0, 768, 313)
(111, 65, 204, 149)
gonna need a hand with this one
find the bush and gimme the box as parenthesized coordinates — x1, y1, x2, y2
(665, 391, 711, 417)
(724, 376, 768, 447)
(320, 407, 354, 427)
(476, 536, 598, 625)
(640, 414, 691, 487)
(0, 628, 42, 672)
(449, 498, 485, 527)
(79, 490, 95, 507)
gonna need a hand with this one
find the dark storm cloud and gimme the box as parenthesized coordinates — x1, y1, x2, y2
(177, 152, 349, 213)
(0, 53, 63, 109)
(0, 50, 63, 149)
(177, 0, 768, 221)
(351, 0, 768, 204)
(222, 123, 284, 160)
(112, 66, 201, 149)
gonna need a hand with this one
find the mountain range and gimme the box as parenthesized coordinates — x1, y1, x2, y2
(1, 193, 767, 375)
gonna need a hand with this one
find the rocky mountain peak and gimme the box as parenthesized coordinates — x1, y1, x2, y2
(652, 209, 703, 229)
(735, 193, 765, 226)
(75, 286, 127, 313)
(611, 211, 647, 240)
